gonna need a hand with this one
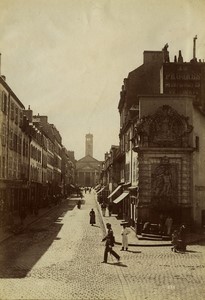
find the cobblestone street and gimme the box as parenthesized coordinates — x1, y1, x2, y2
(0, 192, 205, 300)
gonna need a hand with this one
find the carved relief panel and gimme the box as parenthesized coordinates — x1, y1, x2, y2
(133, 105, 193, 148)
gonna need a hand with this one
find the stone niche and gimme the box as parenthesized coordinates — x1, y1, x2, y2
(138, 154, 192, 224)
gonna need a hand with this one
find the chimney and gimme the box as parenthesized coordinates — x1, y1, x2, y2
(178, 50, 183, 63)
(193, 35, 197, 60)
(24, 108, 33, 122)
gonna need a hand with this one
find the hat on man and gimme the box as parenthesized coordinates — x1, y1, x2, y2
(106, 223, 111, 227)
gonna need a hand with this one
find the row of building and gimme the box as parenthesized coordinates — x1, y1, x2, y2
(100, 40, 205, 229)
(0, 75, 76, 221)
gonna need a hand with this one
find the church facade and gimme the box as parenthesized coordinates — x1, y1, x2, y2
(76, 134, 102, 187)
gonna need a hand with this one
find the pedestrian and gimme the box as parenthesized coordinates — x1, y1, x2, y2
(101, 223, 120, 263)
(101, 202, 107, 217)
(108, 202, 113, 217)
(77, 199, 81, 209)
(165, 216, 173, 235)
(89, 208, 96, 226)
(120, 222, 130, 251)
(171, 230, 179, 252)
(178, 224, 186, 251)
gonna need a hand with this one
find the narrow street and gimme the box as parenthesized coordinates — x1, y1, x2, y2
(0, 192, 205, 300)
(0, 193, 128, 300)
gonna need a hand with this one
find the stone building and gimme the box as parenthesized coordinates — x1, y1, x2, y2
(0, 75, 30, 217)
(76, 134, 102, 187)
(111, 41, 205, 228)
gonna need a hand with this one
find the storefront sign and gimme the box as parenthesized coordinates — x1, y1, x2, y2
(163, 63, 203, 104)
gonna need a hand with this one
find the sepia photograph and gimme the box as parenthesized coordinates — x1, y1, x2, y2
(0, 0, 205, 299)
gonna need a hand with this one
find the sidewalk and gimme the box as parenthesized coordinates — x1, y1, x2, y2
(96, 196, 205, 247)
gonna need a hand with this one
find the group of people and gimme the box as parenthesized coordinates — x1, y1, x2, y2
(88, 206, 188, 263)
(89, 208, 130, 263)
(171, 224, 187, 252)
(100, 202, 113, 217)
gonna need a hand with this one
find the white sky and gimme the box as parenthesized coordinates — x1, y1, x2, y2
(0, 0, 205, 160)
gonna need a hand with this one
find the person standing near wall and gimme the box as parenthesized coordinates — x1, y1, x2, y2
(120, 222, 130, 251)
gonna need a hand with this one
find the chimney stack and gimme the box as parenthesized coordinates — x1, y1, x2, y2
(193, 35, 197, 60)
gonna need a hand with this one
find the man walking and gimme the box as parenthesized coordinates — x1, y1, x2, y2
(101, 223, 120, 263)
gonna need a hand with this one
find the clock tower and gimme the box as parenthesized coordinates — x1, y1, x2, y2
(85, 133, 93, 157)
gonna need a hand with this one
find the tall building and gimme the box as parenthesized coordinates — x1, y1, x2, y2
(76, 134, 102, 187)
(0, 75, 30, 215)
(85, 133, 93, 157)
(107, 40, 205, 228)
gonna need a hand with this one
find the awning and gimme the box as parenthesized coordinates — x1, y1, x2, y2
(128, 186, 138, 190)
(113, 191, 129, 204)
(123, 182, 131, 187)
(94, 184, 101, 190)
(107, 185, 122, 199)
(96, 186, 106, 194)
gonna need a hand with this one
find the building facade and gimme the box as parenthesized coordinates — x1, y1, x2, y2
(0, 76, 30, 221)
(76, 134, 102, 187)
(105, 42, 205, 229)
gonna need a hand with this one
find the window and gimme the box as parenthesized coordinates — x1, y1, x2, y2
(18, 134, 22, 154)
(15, 107, 19, 124)
(1, 92, 7, 114)
(1, 123, 6, 146)
(125, 132, 130, 152)
(125, 163, 130, 182)
(9, 130, 13, 149)
(19, 111, 23, 127)
(13, 133, 18, 152)
(2, 157, 5, 178)
(10, 102, 14, 120)
(8, 157, 13, 178)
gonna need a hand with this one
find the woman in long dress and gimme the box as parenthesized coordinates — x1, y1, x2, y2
(89, 209, 96, 226)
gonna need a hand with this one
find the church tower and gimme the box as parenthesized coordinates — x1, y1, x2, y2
(85, 133, 93, 157)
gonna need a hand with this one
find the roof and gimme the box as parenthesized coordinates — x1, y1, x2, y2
(0, 76, 25, 109)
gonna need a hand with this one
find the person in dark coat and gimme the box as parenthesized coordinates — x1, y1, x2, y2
(178, 224, 187, 251)
(101, 223, 120, 263)
(77, 199, 81, 209)
(89, 209, 96, 226)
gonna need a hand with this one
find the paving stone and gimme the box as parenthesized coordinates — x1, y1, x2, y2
(0, 192, 204, 299)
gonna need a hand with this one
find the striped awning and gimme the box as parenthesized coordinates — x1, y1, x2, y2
(96, 186, 106, 194)
(113, 191, 129, 204)
(107, 185, 122, 199)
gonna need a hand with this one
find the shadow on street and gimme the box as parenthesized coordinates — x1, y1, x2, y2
(0, 200, 76, 279)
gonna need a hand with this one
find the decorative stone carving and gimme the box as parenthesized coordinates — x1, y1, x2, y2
(133, 105, 193, 148)
(151, 156, 178, 206)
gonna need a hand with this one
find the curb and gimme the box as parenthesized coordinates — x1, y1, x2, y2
(94, 193, 205, 247)
(95, 196, 171, 247)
